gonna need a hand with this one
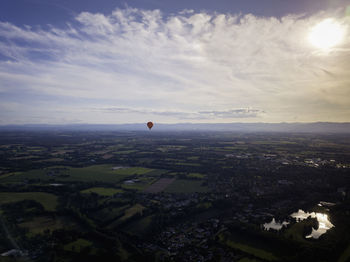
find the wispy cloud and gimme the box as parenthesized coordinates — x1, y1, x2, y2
(0, 7, 349, 124)
(96, 107, 263, 119)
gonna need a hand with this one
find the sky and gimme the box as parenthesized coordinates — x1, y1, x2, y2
(0, 0, 350, 124)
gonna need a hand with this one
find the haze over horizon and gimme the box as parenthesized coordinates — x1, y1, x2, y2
(1, 0, 350, 125)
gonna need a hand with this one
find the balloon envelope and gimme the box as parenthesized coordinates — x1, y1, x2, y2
(147, 122, 153, 130)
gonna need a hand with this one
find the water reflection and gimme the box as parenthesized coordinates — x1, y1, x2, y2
(290, 209, 334, 239)
(263, 218, 289, 231)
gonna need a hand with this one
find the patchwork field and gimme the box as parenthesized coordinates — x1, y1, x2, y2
(144, 178, 176, 193)
(64, 238, 93, 253)
(0, 131, 349, 262)
(187, 173, 205, 179)
(92, 205, 130, 223)
(218, 232, 279, 261)
(19, 216, 76, 236)
(0, 192, 58, 211)
(108, 204, 145, 228)
(164, 179, 208, 193)
(122, 215, 154, 236)
(81, 187, 124, 196)
(0, 165, 159, 183)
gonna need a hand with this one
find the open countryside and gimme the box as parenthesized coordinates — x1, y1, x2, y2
(0, 130, 349, 261)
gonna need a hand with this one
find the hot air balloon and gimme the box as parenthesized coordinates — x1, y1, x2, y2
(147, 121, 153, 130)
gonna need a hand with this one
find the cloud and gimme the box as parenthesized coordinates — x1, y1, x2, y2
(198, 109, 263, 118)
(97, 106, 263, 119)
(0, 7, 349, 124)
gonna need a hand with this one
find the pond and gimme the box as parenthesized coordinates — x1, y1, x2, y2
(263, 218, 289, 231)
(290, 209, 334, 239)
(262, 205, 335, 239)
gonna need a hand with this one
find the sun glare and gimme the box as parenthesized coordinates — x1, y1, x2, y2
(308, 19, 345, 49)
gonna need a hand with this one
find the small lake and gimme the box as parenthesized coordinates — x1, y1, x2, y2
(290, 209, 334, 239)
(263, 207, 335, 239)
(263, 218, 289, 231)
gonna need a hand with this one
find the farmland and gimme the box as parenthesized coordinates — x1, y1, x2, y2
(81, 187, 124, 196)
(164, 179, 208, 193)
(0, 165, 157, 183)
(19, 216, 76, 236)
(0, 192, 58, 211)
(0, 130, 349, 262)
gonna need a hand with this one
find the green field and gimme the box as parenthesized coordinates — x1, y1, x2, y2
(164, 179, 208, 193)
(122, 183, 148, 191)
(93, 205, 130, 223)
(0, 165, 157, 183)
(284, 219, 316, 243)
(225, 240, 278, 261)
(64, 238, 93, 252)
(81, 187, 124, 196)
(119, 204, 145, 222)
(108, 204, 145, 228)
(238, 258, 261, 262)
(0, 192, 58, 211)
(19, 216, 76, 236)
(251, 141, 297, 145)
(338, 244, 350, 262)
(114, 150, 138, 154)
(112, 167, 153, 175)
(0, 172, 17, 179)
(187, 156, 199, 160)
(122, 215, 154, 236)
(187, 173, 205, 179)
(219, 232, 278, 261)
(175, 162, 201, 167)
(196, 202, 212, 209)
(122, 177, 158, 191)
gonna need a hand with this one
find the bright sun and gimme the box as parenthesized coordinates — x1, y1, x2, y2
(308, 19, 345, 49)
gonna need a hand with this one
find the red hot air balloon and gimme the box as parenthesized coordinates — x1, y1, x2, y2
(147, 121, 153, 130)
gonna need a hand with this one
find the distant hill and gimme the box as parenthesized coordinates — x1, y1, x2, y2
(0, 122, 349, 133)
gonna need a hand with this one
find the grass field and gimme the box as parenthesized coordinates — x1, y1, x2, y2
(164, 179, 208, 193)
(284, 220, 315, 243)
(122, 183, 147, 191)
(0, 257, 26, 262)
(0, 165, 157, 183)
(251, 141, 297, 145)
(108, 204, 145, 228)
(64, 238, 93, 252)
(0, 192, 58, 211)
(144, 178, 175, 193)
(81, 187, 124, 196)
(219, 232, 278, 261)
(122, 215, 154, 236)
(119, 204, 145, 222)
(196, 202, 212, 209)
(34, 158, 64, 163)
(93, 205, 130, 223)
(19, 216, 75, 236)
(114, 150, 138, 154)
(0, 172, 17, 179)
(187, 156, 199, 160)
(112, 167, 153, 175)
(122, 177, 158, 191)
(338, 244, 350, 262)
(187, 173, 205, 179)
(175, 162, 201, 167)
(238, 258, 260, 262)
